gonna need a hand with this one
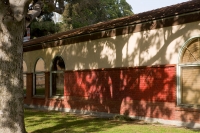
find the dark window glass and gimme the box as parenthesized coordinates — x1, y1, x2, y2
(51, 56, 65, 96)
(35, 73, 45, 95)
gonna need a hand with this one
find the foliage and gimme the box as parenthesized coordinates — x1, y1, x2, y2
(114, 114, 133, 121)
(30, 0, 133, 36)
(42, 1, 55, 14)
(61, 0, 133, 31)
(30, 13, 60, 38)
(25, 109, 196, 133)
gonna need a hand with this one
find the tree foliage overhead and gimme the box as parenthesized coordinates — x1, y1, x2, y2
(26, 0, 65, 27)
(30, 13, 60, 38)
(26, 0, 66, 38)
(29, 0, 133, 37)
(61, 0, 133, 31)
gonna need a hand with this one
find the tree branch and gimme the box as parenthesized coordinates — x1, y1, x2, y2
(25, 0, 65, 27)
(26, 0, 43, 27)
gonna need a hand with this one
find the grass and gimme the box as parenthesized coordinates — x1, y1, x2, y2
(25, 109, 200, 133)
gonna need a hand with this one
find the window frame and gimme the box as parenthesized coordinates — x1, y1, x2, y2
(50, 56, 65, 97)
(50, 70, 65, 97)
(23, 60, 28, 97)
(33, 58, 46, 97)
(177, 36, 200, 106)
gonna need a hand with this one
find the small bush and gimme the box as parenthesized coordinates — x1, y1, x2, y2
(114, 114, 133, 121)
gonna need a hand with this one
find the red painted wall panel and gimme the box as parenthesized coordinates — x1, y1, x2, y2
(64, 66, 176, 103)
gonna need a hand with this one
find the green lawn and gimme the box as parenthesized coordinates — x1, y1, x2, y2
(25, 109, 200, 133)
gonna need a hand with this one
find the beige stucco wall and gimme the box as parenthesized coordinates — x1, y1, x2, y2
(23, 21, 200, 72)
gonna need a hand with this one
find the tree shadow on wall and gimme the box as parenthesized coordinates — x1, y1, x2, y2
(40, 17, 200, 130)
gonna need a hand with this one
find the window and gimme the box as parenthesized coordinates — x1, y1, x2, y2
(23, 61, 27, 96)
(178, 37, 200, 105)
(51, 56, 65, 96)
(34, 58, 45, 96)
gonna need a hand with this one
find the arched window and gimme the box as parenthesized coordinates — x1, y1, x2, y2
(23, 61, 27, 96)
(51, 56, 65, 96)
(34, 58, 45, 96)
(178, 37, 200, 105)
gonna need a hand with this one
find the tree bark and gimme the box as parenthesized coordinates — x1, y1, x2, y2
(0, 0, 30, 132)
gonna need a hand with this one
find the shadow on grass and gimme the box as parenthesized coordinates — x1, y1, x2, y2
(25, 109, 127, 133)
(25, 109, 200, 133)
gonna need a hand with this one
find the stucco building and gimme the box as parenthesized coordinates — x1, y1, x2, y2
(23, 0, 200, 128)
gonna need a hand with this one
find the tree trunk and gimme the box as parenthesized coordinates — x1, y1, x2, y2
(0, 0, 63, 132)
(0, 2, 26, 133)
